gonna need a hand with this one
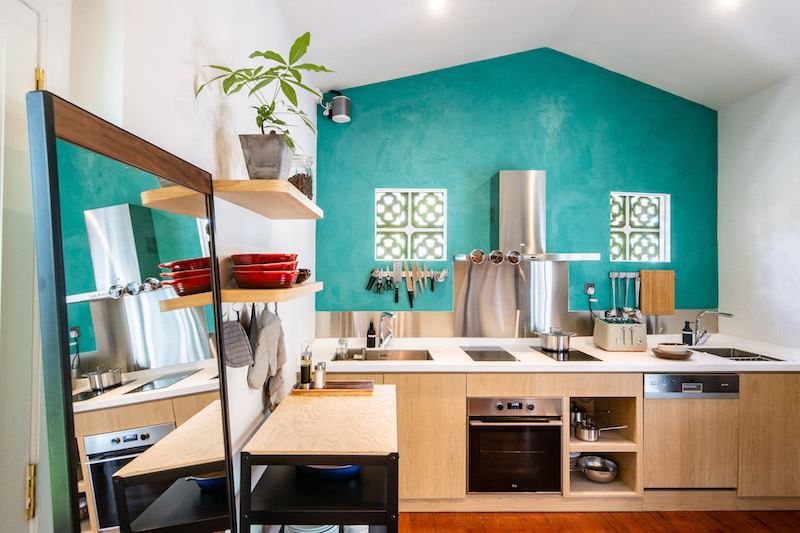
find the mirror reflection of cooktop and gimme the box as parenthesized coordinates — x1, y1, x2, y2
(532, 346, 600, 362)
(125, 369, 201, 394)
(72, 380, 132, 403)
(461, 346, 519, 362)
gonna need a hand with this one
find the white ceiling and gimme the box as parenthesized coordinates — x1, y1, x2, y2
(276, 0, 800, 110)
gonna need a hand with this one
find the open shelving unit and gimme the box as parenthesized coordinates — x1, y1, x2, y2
(143, 179, 324, 311)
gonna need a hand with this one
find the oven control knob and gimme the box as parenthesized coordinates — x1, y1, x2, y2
(527, 403, 534, 411)
(140, 433, 150, 441)
(496, 403, 504, 411)
(111, 437, 120, 445)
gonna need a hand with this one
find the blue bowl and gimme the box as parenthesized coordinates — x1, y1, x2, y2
(295, 465, 362, 480)
(187, 473, 226, 491)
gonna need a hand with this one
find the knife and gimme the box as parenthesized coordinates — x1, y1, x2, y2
(403, 262, 413, 308)
(423, 264, 429, 290)
(415, 262, 423, 295)
(393, 261, 401, 303)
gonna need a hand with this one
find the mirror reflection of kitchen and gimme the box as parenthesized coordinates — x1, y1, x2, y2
(59, 141, 220, 532)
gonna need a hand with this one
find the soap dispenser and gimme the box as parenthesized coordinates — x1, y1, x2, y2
(682, 321, 693, 345)
(366, 322, 376, 348)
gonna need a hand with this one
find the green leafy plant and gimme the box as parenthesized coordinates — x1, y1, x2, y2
(196, 32, 331, 150)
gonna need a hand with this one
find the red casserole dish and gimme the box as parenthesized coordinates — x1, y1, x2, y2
(160, 268, 211, 279)
(232, 269, 298, 289)
(161, 274, 211, 296)
(231, 253, 298, 265)
(159, 257, 210, 272)
(232, 261, 298, 272)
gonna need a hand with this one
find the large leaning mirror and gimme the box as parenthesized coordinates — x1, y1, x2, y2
(27, 91, 234, 532)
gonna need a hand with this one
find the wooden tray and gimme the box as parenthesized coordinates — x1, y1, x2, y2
(653, 347, 693, 360)
(291, 380, 374, 395)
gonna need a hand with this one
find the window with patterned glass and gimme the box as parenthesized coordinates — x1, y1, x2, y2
(375, 188, 446, 261)
(610, 192, 670, 262)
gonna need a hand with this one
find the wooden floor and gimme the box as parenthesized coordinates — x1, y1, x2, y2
(399, 511, 800, 532)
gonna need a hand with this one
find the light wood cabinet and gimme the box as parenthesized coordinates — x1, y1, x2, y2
(172, 390, 220, 426)
(383, 373, 467, 499)
(644, 398, 738, 488)
(738, 373, 800, 497)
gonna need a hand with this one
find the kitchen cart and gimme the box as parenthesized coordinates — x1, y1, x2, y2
(240, 385, 399, 532)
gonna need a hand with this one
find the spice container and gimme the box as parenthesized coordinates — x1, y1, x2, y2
(314, 363, 325, 389)
(288, 154, 313, 200)
(299, 342, 312, 388)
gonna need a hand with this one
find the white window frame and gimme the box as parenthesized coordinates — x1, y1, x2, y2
(610, 191, 671, 263)
(374, 188, 447, 261)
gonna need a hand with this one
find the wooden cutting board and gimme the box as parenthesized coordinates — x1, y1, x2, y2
(639, 269, 675, 315)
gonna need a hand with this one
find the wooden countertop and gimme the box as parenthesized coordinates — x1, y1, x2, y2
(114, 400, 225, 479)
(243, 384, 398, 456)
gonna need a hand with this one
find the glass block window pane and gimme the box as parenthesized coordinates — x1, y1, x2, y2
(375, 189, 446, 261)
(610, 192, 670, 262)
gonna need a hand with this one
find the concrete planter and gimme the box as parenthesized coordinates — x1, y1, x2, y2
(239, 133, 293, 180)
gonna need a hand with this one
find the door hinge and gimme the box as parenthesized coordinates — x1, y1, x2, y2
(25, 464, 36, 519)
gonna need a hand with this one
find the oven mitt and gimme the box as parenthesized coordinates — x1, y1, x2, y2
(267, 370, 285, 411)
(222, 320, 254, 368)
(248, 309, 286, 389)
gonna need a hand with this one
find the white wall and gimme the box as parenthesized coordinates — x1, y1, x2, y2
(718, 74, 800, 347)
(70, 0, 320, 496)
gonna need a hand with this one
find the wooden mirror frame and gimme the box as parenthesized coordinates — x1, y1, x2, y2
(26, 91, 235, 532)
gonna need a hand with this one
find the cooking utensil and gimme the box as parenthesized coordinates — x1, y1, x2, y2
(634, 274, 643, 320)
(423, 264, 429, 289)
(393, 262, 401, 303)
(538, 327, 576, 352)
(403, 262, 413, 308)
(609, 274, 617, 317)
(83, 365, 122, 391)
(230, 253, 297, 265)
(415, 262, 423, 295)
(574, 456, 618, 483)
(574, 421, 628, 442)
(366, 267, 378, 291)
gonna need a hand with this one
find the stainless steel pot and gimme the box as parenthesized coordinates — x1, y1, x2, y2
(83, 365, 122, 391)
(538, 327, 576, 352)
(573, 455, 618, 483)
(574, 421, 628, 442)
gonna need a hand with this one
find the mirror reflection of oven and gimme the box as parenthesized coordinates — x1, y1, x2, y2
(467, 397, 562, 493)
(84, 423, 175, 530)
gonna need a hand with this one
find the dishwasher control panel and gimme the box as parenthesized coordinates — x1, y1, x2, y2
(644, 373, 739, 399)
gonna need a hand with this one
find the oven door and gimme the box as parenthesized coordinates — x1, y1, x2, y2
(87, 449, 173, 530)
(468, 418, 562, 493)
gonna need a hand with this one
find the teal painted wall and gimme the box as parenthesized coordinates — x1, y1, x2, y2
(316, 48, 718, 312)
(56, 141, 210, 352)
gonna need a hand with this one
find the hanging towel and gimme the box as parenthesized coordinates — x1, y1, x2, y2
(248, 309, 286, 389)
(222, 320, 254, 368)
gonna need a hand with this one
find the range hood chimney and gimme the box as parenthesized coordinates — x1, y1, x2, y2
(491, 170, 547, 254)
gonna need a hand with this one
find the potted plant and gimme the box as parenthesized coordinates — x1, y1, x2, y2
(196, 32, 331, 180)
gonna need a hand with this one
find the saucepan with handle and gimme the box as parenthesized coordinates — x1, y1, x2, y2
(574, 421, 628, 442)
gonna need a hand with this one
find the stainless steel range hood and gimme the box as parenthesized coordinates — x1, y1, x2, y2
(454, 171, 599, 337)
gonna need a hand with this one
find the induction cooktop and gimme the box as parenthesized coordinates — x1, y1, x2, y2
(461, 346, 519, 362)
(531, 346, 600, 362)
(125, 369, 201, 394)
(72, 380, 132, 403)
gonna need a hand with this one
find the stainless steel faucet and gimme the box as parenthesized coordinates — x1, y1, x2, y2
(695, 310, 733, 345)
(379, 312, 396, 348)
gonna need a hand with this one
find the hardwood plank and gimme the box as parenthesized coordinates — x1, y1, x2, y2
(523, 513, 557, 533)
(456, 512, 485, 533)
(214, 179, 323, 219)
(500, 513, 533, 532)
(399, 512, 412, 533)
(581, 513, 628, 533)
(433, 512, 462, 533)
(479, 512, 508, 532)
(546, 512, 581, 533)
(410, 512, 435, 532)
(567, 512, 607, 533)
(639, 269, 675, 315)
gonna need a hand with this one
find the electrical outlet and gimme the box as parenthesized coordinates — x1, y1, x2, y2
(69, 326, 80, 339)
(584, 283, 595, 296)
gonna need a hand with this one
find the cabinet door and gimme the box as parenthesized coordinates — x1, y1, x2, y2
(172, 391, 219, 426)
(383, 373, 466, 499)
(739, 373, 800, 497)
(644, 399, 738, 488)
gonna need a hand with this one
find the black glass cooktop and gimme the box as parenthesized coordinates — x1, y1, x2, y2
(461, 346, 518, 362)
(72, 380, 132, 403)
(532, 346, 600, 362)
(125, 369, 201, 394)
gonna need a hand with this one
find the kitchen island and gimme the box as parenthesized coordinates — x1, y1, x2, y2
(313, 335, 800, 513)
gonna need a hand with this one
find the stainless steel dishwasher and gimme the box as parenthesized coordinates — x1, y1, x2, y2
(643, 374, 739, 489)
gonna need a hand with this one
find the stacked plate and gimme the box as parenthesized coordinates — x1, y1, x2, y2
(232, 253, 299, 289)
(159, 257, 211, 295)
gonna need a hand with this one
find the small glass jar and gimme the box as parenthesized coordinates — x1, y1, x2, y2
(288, 155, 314, 200)
(299, 342, 312, 387)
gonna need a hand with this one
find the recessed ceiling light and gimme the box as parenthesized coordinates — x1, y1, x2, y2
(430, 0, 446, 16)
(717, 0, 743, 13)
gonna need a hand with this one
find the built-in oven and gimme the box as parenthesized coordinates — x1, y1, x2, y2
(84, 422, 175, 530)
(467, 397, 562, 493)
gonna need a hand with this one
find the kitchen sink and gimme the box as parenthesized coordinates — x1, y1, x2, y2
(692, 347, 784, 362)
(333, 348, 433, 361)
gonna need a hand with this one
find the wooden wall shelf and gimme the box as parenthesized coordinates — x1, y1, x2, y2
(159, 281, 324, 312)
(141, 180, 323, 220)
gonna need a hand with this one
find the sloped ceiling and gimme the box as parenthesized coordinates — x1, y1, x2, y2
(276, 0, 800, 110)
